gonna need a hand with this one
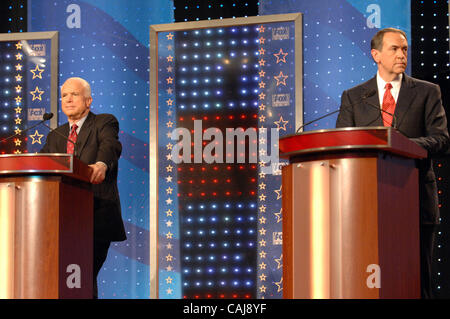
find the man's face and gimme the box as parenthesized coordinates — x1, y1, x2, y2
(61, 79, 92, 121)
(371, 32, 408, 81)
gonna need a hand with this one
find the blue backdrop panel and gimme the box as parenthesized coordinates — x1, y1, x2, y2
(258, 0, 411, 298)
(260, 0, 411, 130)
(28, 0, 173, 298)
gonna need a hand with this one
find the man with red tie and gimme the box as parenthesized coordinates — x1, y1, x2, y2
(41, 77, 126, 298)
(336, 28, 449, 298)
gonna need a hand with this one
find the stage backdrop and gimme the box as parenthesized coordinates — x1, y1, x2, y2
(28, 0, 173, 298)
(260, 0, 411, 130)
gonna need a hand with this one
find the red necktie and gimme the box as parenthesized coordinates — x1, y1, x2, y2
(382, 83, 395, 127)
(67, 124, 78, 154)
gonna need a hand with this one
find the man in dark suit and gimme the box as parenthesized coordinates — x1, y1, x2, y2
(336, 28, 449, 298)
(41, 77, 126, 298)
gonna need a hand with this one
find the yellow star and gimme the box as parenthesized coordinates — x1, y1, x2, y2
(15, 53, 23, 60)
(14, 138, 21, 146)
(274, 116, 289, 131)
(273, 48, 288, 63)
(165, 253, 173, 261)
(165, 276, 173, 284)
(274, 254, 283, 269)
(15, 85, 22, 93)
(15, 117, 22, 125)
(14, 149, 22, 154)
(259, 25, 265, 33)
(274, 185, 282, 200)
(259, 239, 267, 247)
(166, 209, 173, 217)
(166, 55, 173, 62)
(15, 64, 23, 71)
(275, 208, 283, 223)
(30, 64, 44, 79)
(15, 128, 22, 135)
(30, 86, 44, 101)
(29, 130, 44, 144)
(274, 277, 283, 293)
(14, 106, 22, 113)
(166, 33, 174, 40)
(15, 74, 23, 82)
(15, 96, 22, 103)
(15, 41, 23, 50)
(274, 71, 288, 86)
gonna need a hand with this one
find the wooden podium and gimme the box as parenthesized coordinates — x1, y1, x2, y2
(279, 127, 427, 299)
(0, 154, 93, 299)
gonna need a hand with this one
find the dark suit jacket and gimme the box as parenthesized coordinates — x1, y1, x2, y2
(41, 112, 126, 241)
(336, 74, 449, 224)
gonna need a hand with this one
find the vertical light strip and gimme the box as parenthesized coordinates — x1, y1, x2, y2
(310, 163, 330, 298)
(149, 26, 159, 299)
(0, 183, 15, 299)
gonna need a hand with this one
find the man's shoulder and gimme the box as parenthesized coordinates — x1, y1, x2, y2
(89, 112, 119, 125)
(404, 74, 439, 91)
(344, 76, 376, 96)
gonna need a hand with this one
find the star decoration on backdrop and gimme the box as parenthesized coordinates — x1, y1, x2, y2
(274, 116, 288, 131)
(274, 71, 288, 86)
(29, 130, 44, 144)
(30, 64, 45, 79)
(273, 48, 288, 63)
(30, 86, 44, 101)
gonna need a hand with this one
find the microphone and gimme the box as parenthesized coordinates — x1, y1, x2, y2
(296, 109, 341, 133)
(295, 89, 398, 133)
(0, 112, 54, 144)
(361, 89, 398, 129)
(40, 117, 77, 157)
(295, 92, 369, 133)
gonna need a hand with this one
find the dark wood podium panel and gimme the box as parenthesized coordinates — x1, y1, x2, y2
(281, 128, 424, 299)
(0, 154, 93, 299)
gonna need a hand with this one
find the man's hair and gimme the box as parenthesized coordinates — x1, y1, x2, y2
(62, 77, 92, 97)
(370, 28, 407, 51)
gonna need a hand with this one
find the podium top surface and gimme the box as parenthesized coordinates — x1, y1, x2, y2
(0, 153, 92, 182)
(279, 127, 427, 160)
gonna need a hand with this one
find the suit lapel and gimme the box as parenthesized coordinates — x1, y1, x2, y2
(362, 77, 384, 126)
(395, 74, 417, 129)
(76, 112, 94, 157)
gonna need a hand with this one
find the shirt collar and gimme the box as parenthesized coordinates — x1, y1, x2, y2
(376, 71, 403, 91)
(69, 113, 89, 131)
